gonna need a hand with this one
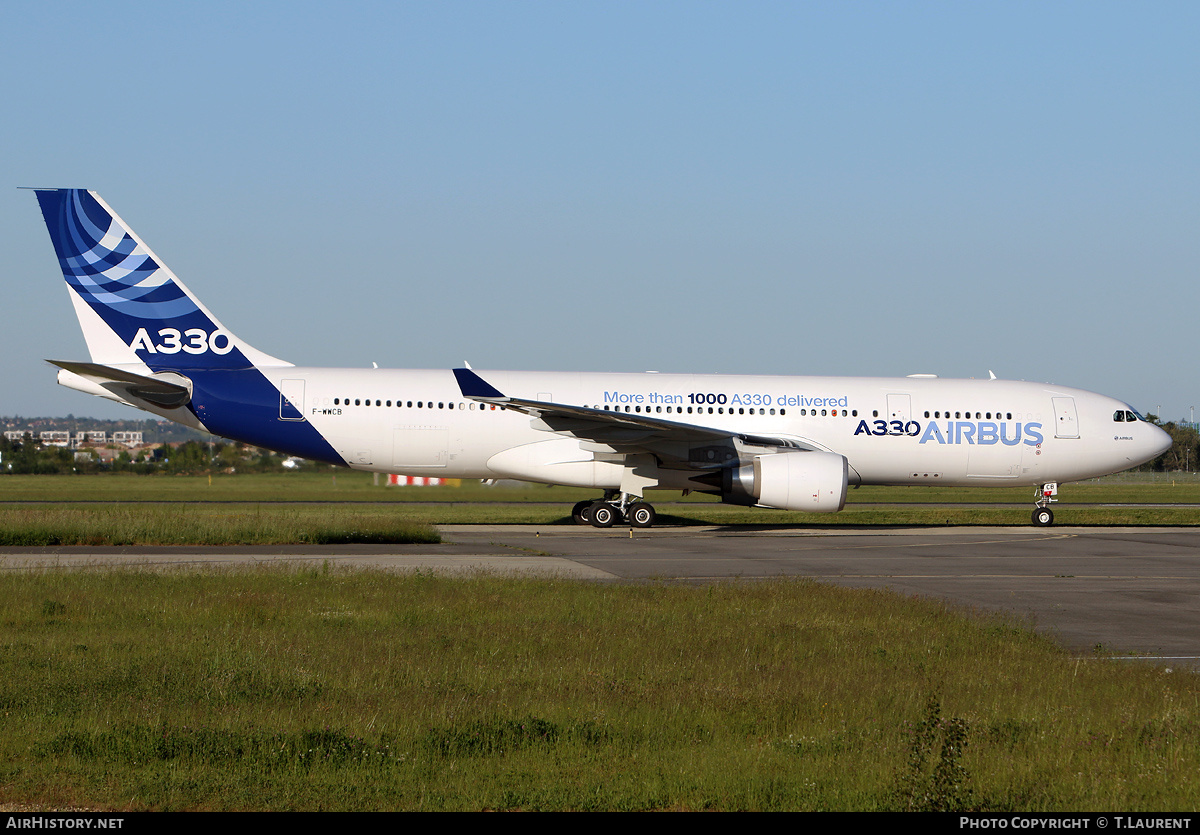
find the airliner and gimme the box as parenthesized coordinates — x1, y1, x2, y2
(32, 189, 1171, 528)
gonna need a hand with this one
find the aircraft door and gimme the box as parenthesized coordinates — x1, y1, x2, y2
(280, 379, 305, 421)
(887, 394, 911, 423)
(1052, 397, 1079, 439)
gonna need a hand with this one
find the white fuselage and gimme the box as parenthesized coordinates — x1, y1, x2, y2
(258, 368, 1166, 491)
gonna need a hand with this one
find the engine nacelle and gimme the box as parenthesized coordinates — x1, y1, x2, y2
(723, 451, 848, 513)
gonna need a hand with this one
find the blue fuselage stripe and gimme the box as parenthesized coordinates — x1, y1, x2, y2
(186, 369, 344, 465)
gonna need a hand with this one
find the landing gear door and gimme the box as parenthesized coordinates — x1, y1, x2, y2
(1052, 396, 1079, 439)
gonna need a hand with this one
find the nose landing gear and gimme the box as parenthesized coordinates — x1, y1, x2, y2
(1031, 482, 1057, 526)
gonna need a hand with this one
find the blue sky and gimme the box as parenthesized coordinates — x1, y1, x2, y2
(3, 1, 1198, 421)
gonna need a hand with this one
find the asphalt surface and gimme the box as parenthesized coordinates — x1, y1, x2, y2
(4, 524, 1200, 663)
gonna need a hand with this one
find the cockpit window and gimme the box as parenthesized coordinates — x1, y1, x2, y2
(1114, 410, 1126, 422)
(1115, 408, 1144, 422)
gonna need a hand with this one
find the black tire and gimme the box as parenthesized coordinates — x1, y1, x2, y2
(1032, 507, 1054, 527)
(627, 502, 655, 528)
(589, 501, 618, 528)
(572, 500, 593, 525)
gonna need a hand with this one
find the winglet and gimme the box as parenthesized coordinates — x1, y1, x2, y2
(453, 368, 507, 399)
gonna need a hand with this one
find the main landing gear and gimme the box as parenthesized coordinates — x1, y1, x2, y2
(1031, 482, 1058, 527)
(572, 492, 657, 529)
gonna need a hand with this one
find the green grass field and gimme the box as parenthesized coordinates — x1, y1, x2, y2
(3, 470, 1200, 504)
(2, 567, 1198, 811)
(0, 472, 1197, 544)
(1, 472, 1198, 810)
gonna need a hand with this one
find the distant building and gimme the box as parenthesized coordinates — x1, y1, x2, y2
(39, 431, 71, 447)
(112, 431, 143, 447)
(3, 430, 32, 442)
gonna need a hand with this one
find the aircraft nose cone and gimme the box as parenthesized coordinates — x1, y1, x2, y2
(1149, 423, 1173, 458)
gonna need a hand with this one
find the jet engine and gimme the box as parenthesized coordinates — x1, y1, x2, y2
(719, 450, 848, 513)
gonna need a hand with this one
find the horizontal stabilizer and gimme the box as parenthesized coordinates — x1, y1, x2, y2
(48, 360, 192, 408)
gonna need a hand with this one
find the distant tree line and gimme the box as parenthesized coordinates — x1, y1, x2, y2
(0, 440, 77, 474)
(0, 437, 331, 476)
(1139, 418, 1200, 473)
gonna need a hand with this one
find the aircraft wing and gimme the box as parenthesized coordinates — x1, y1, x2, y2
(453, 368, 813, 468)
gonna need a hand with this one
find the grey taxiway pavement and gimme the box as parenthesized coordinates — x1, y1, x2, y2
(4, 525, 1200, 661)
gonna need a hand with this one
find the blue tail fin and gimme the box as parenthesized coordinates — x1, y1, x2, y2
(34, 189, 290, 371)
